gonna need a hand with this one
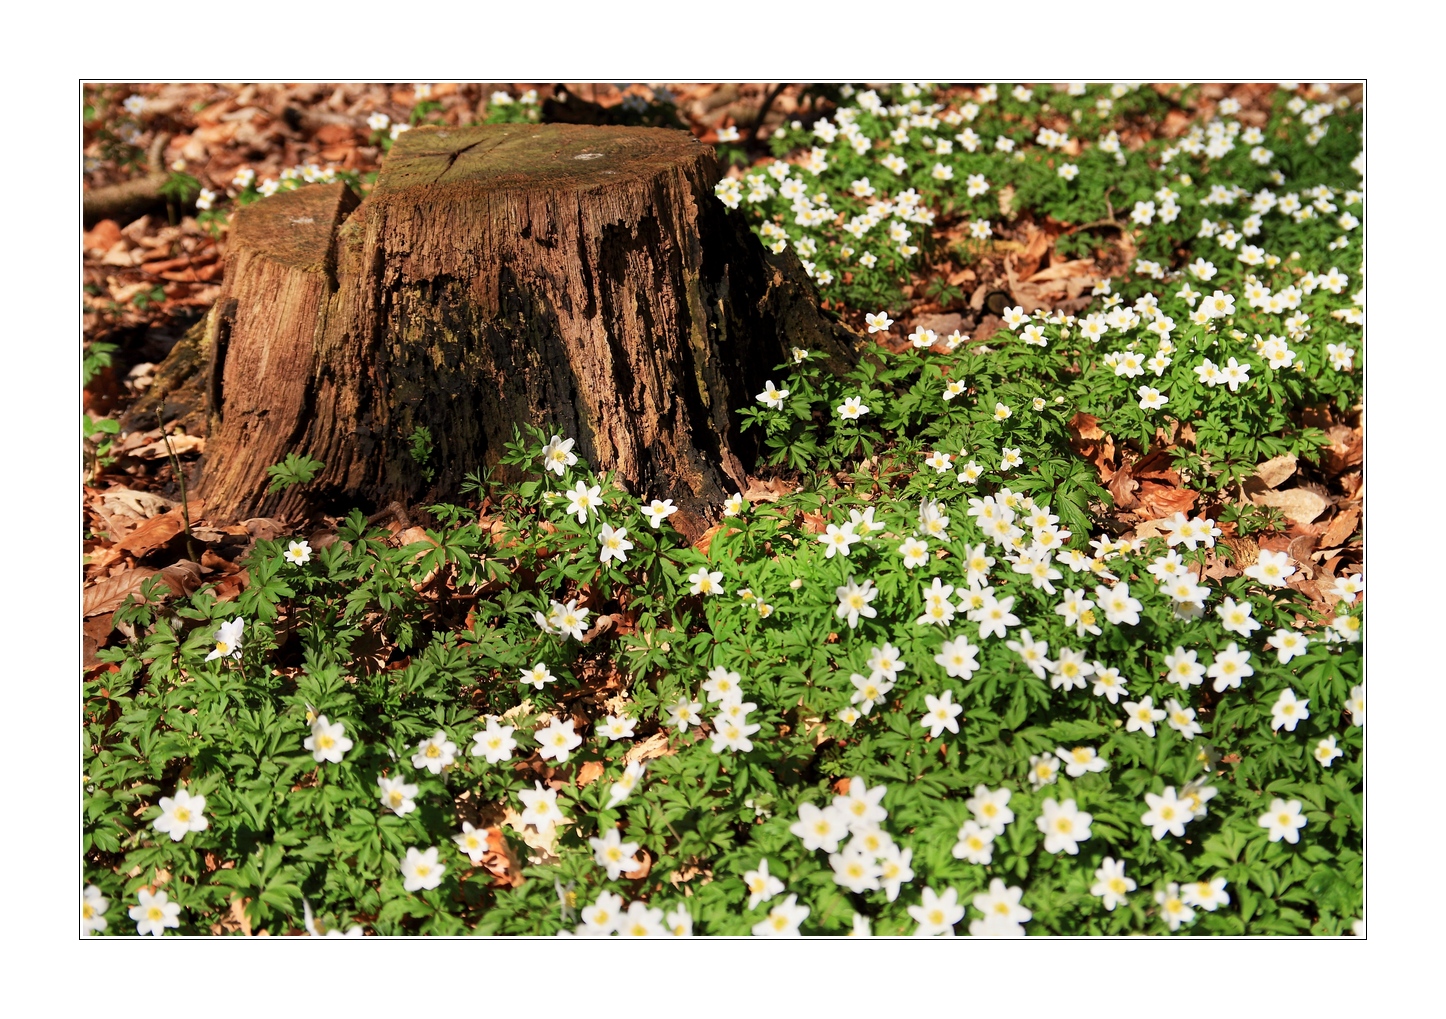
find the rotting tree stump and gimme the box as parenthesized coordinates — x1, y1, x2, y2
(185, 123, 860, 540)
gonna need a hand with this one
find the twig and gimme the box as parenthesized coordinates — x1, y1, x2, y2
(747, 83, 789, 148)
(157, 410, 198, 562)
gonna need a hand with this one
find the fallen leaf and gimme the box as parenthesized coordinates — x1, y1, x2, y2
(1137, 481, 1197, 519)
(910, 312, 964, 338)
(1107, 466, 1138, 510)
(1249, 488, 1330, 525)
(84, 220, 123, 255)
(623, 731, 677, 766)
(241, 517, 287, 542)
(113, 501, 204, 558)
(799, 512, 828, 535)
(212, 570, 249, 602)
(159, 560, 205, 597)
(576, 760, 605, 787)
(1252, 453, 1298, 490)
(395, 526, 437, 547)
(1013, 225, 1051, 279)
(502, 807, 564, 863)
(481, 827, 526, 888)
(100, 488, 176, 519)
(130, 434, 206, 459)
(742, 476, 798, 504)
(693, 523, 742, 554)
(83, 568, 159, 618)
(1322, 426, 1362, 474)
(627, 849, 654, 881)
(229, 896, 253, 937)
(1320, 505, 1360, 549)
(1287, 536, 1317, 579)
(1027, 258, 1096, 283)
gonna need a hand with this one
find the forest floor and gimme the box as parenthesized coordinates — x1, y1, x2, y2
(81, 82, 1362, 673)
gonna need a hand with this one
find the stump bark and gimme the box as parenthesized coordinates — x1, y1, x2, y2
(191, 123, 858, 539)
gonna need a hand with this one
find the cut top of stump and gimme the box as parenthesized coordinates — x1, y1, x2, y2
(371, 123, 710, 198)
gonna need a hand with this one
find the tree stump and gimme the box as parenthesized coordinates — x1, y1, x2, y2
(191, 124, 859, 539)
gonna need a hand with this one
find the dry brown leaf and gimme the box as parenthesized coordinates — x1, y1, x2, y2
(742, 476, 798, 504)
(799, 512, 828, 535)
(1068, 412, 1105, 443)
(99, 488, 176, 520)
(112, 501, 204, 558)
(623, 731, 676, 766)
(395, 526, 437, 547)
(1107, 466, 1139, 510)
(692, 523, 741, 555)
(502, 806, 564, 863)
(1320, 505, 1361, 549)
(481, 827, 526, 888)
(212, 570, 249, 602)
(1015, 225, 1052, 279)
(128, 430, 206, 459)
(1287, 536, 1317, 579)
(229, 896, 253, 937)
(1322, 426, 1363, 474)
(1129, 518, 1167, 542)
(83, 568, 159, 618)
(160, 560, 205, 597)
(1137, 481, 1197, 519)
(1253, 453, 1298, 490)
(1027, 258, 1096, 283)
(576, 760, 605, 787)
(627, 849, 654, 881)
(1250, 488, 1330, 525)
(240, 517, 287, 542)
(84, 220, 123, 255)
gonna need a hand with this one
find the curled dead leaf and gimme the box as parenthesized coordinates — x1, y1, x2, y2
(159, 559, 205, 597)
(628, 849, 653, 881)
(742, 476, 798, 504)
(113, 501, 204, 558)
(1027, 258, 1096, 283)
(83, 568, 159, 618)
(1136, 481, 1197, 519)
(693, 523, 742, 554)
(576, 760, 605, 788)
(1320, 505, 1361, 550)
(623, 731, 676, 766)
(130, 434, 206, 459)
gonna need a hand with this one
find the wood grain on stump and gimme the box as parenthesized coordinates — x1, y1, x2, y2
(192, 123, 859, 539)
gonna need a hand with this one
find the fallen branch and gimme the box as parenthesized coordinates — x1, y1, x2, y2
(83, 133, 174, 227)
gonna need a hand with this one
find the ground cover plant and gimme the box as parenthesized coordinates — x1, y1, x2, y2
(81, 81, 1363, 937)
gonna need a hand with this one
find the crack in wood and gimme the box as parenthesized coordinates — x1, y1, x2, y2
(435, 140, 487, 184)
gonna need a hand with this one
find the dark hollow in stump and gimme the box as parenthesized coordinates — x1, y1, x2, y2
(192, 124, 859, 540)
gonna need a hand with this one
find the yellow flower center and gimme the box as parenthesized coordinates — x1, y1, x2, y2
(147, 906, 163, 921)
